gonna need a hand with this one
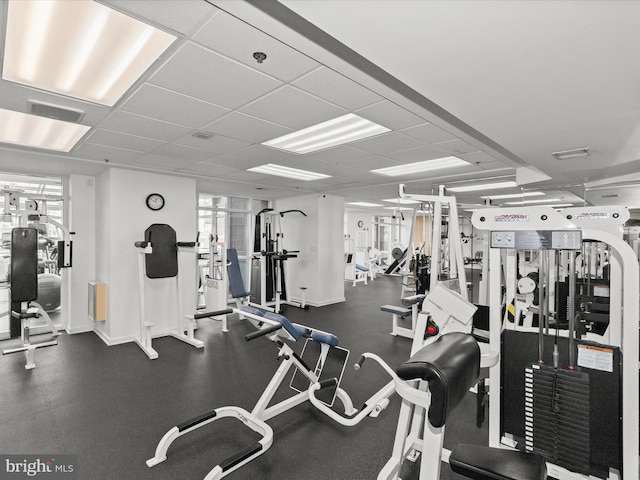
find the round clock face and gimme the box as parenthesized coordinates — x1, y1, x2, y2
(146, 193, 165, 211)
(357, 220, 363, 228)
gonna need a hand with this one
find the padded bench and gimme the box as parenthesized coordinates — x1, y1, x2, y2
(450, 444, 547, 480)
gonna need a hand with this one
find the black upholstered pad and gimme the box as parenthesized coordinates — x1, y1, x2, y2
(10, 228, 38, 302)
(450, 444, 547, 480)
(396, 333, 480, 428)
(144, 224, 178, 279)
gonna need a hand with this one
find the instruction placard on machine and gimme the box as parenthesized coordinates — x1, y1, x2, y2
(577, 344, 613, 372)
(490, 230, 582, 250)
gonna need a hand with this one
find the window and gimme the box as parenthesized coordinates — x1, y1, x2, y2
(198, 194, 254, 294)
(0, 173, 64, 337)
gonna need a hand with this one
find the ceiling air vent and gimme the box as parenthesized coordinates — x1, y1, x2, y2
(551, 147, 591, 161)
(192, 131, 215, 140)
(27, 100, 85, 123)
(601, 194, 619, 198)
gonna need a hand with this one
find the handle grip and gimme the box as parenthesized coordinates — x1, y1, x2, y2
(354, 355, 366, 370)
(194, 309, 232, 320)
(244, 324, 282, 341)
(318, 378, 338, 389)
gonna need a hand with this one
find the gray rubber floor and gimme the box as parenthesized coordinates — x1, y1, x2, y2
(0, 275, 489, 479)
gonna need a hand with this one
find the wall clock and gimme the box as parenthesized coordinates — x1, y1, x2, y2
(146, 193, 165, 211)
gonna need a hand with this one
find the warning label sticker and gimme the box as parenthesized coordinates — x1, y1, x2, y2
(577, 344, 613, 372)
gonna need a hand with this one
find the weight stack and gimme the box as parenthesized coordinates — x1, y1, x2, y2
(524, 364, 590, 475)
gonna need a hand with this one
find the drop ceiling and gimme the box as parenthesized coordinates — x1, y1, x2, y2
(0, 0, 639, 214)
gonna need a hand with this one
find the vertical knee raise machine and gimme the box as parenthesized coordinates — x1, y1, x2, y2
(146, 305, 355, 480)
(3, 228, 59, 369)
(134, 224, 203, 359)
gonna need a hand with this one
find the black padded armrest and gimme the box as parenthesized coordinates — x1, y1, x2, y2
(396, 333, 480, 428)
(450, 444, 547, 480)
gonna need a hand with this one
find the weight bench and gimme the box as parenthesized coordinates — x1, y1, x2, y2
(379, 332, 546, 480)
(382, 294, 425, 339)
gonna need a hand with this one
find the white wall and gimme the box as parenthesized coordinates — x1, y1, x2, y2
(94, 168, 197, 345)
(275, 194, 345, 307)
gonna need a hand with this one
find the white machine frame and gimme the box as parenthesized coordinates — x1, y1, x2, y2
(147, 307, 356, 480)
(135, 240, 204, 360)
(471, 205, 638, 480)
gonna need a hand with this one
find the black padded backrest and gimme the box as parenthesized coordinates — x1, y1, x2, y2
(396, 333, 480, 428)
(10, 228, 38, 302)
(144, 224, 178, 278)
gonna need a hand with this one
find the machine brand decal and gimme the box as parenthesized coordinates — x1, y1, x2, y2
(575, 212, 610, 220)
(494, 214, 529, 222)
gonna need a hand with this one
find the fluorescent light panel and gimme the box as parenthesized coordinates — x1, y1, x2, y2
(248, 164, 330, 181)
(384, 206, 413, 211)
(3, 0, 176, 106)
(448, 181, 517, 192)
(504, 198, 561, 205)
(0, 108, 90, 152)
(347, 202, 383, 207)
(372, 156, 468, 176)
(382, 198, 420, 204)
(482, 191, 545, 200)
(262, 114, 390, 154)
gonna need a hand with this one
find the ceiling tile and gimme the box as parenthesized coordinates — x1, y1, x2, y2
(203, 112, 293, 143)
(337, 154, 401, 170)
(84, 129, 165, 152)
(100, 111, 191, 141)
(432, 139, 480, 156)
(292, 66, 383, 110)
(101, 0, 216, 36)
(386, 145, 461, 163)
(133, 152, 199, 169)
(193, 9, 319, 81)
(401, 123, 458, 144)
(153, 143, 216, 162)
(149, 42, 283, 109)
(356, 100, 425, 130)
(225, 144, 307, 166)
(72, 143, 143, 164)
(310, 145, 373, 163)
(172, 132, 251, 154)
(121, 83, 229, 128)
(350, 131, 422, 155)
(240, 85, 347, 129)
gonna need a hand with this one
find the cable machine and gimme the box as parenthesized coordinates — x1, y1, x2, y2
(471, 205, 638, 480)
(250, 208, 308, 312)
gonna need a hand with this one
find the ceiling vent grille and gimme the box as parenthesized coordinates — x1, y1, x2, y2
(192, 131, 215, 140)
(551, 147, 591, 161)
(27, 100, 85, 123)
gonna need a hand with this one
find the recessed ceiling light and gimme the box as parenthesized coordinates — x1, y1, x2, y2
(371, 156, 468, 176)
(262, 113, 390, 154)
(247, 164, 330, 181)
(347, 202, 383, 207)
(382, 198, 420, 204)
(551, 147, 591, 161)
(0, 108, 90, 152)
(448, 181, 517, 193)
(3, 0, 176, 106)
(383, 206, 414, 211)
(504, 198, 561, 205)
(481, 191, 545, 200)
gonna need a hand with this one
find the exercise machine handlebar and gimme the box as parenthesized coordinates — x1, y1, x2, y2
(244, 324, 282, 342)
(194, 309, 233, 320)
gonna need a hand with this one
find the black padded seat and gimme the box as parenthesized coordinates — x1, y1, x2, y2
(450, 444, 547, 480)
(395, 332, 480, 428)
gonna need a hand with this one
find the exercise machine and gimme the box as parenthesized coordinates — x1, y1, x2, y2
(308, 284, 505, 478)
(381, 293, 425, 339)
(250, 208, 308, 312)
(2, 228, 59, 369)
(134, 224, 203, 359)
(471, 205, 638, 480)
(146, 305, 354, 480)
